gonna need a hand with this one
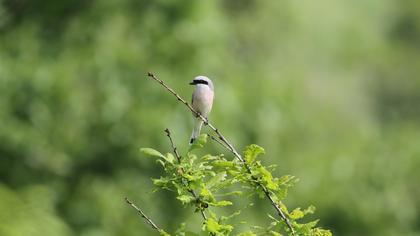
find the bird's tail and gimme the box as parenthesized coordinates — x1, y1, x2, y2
(189, 119, 203, 145)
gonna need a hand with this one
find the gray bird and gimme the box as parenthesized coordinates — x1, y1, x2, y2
(189, 76, 214, 144)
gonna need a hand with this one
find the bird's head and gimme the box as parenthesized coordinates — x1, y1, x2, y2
(189, 76, 214, 91)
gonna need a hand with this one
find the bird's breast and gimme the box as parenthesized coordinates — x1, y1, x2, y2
(192, 86, 214, 117)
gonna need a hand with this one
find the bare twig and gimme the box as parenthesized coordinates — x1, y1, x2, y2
(148, 72, 295, 235)
(125, 197, 164, 232)
(164, 128, 208, 221)
(207, 133, 231, 151)
(164, 128, 181, 163)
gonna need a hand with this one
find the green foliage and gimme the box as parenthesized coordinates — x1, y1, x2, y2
(141, 134, 331, 235)
(244, 144, 265, 164)
(203, 217, 234, 235)
(1, 1, 420, 235)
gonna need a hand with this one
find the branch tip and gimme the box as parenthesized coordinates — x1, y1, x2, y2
(164, 128, 170, 136)
(124, 197, 163, 232)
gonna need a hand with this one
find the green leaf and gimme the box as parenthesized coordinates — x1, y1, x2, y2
(172, 181, 184, 195)
(156, 159, 166, 167)
(204, 218, 221, 234)
(206, 171, 226, 189)
(201, 154, 220, 161)
(211, 200, 233, 207)
(277, 175, 298, 188)
(255, 166, 279, 191)
(275, 187, 288, 200)
(289, 208, 305, 220)
(294, 220, 331, 236)
(244, 144, 265, 163)
(200, 187, 216, 203)
(278, 202, 290, 215)
(203, 216, 234, 234)
(152, 177, 170, 187)
(221, 224, 234, 232)
(304, 205, 316, 215)
(304, 219, 319, 229)
(266, 180, 278, 190)
(140, 148, 165, 158)
(220, 210, 241, 221)
(182, 173, 196, 181)
(165, 153, 175, 164)
(213, 160, 235, 168)
(200, 187, 212, 198)
(311, 228, 332, 236)
(177, 195, 195, 204)
(189, 134, 208, 151)
(277, 175, 290, 185)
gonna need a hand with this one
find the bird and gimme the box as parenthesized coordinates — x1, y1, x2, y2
(189, 76, 214, 144)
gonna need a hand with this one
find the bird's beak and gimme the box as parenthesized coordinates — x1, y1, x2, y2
(189, 81, 196, 85)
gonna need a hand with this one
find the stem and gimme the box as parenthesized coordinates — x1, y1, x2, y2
(207, 133, 232, 151)
(164, 128, 181, 163)
(125, 197, 165, 232)
(148, 72, 295, 235)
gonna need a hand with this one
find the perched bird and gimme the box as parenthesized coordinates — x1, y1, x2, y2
(189, 76, 214, 144)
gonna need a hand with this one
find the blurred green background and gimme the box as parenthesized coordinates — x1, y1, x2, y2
(1, 0, 419, 235)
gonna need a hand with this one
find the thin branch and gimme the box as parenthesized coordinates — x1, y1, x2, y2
(207, 133, 231, 151)
(164, 128, 181, 163)
(148, 72, 295, 235)
(188, 189, 208, 221)
(164, 128, 208, 221)
(125, 197, 164, 232)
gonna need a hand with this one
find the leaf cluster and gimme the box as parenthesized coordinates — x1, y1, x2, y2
(141, 134, 331, 236)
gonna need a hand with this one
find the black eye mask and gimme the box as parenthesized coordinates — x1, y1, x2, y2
(190, 79, 209, 85)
